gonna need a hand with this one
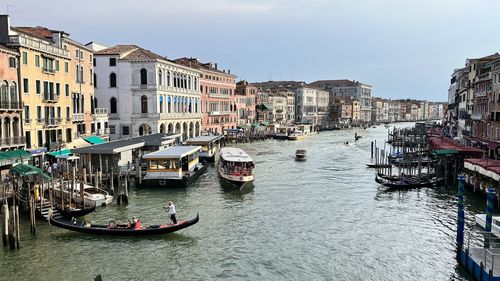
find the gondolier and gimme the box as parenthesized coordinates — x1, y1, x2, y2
(165, 201, 177, 224)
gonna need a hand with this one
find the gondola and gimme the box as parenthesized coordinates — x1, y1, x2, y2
(49, 213, 199, 236)
(380, 177, 444, 189)
(366, 164, 392, 169)
(58, 204, 96, 218)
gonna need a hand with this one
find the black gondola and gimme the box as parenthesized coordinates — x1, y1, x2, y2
(379, 177, 444, 189)
(366, 164, 392, 169)
(59, 205, 96, 218)
(49, 213, 199, 236)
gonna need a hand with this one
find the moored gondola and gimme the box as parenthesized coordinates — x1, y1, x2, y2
(378, 177, 444, 189)
(49, 213, 199, 236)
(58, 204, 96, 218)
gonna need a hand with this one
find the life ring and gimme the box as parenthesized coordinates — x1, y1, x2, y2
(239, 177, 243, 180)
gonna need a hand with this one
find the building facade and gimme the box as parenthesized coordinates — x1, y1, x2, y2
(175, 58, 237, 135)
(0, 44, 24, 150)
(235, 81, 256, 126)
(93, 45, 202, 141)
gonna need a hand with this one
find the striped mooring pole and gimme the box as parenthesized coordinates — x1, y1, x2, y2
(456, 175, 465, 253)
(484, 186, 495, 249)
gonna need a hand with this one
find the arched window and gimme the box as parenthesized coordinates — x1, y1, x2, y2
(0, 81, 8, 105)
(158, 70, 163, 86)
(110, 73, 117, 88)
(10, 81, 17, 103)
(110, 97, 117, 114)
(140, 68, 147, 85)
(94, 73, 97, 88)
(159, 96, 164, 113)
(173, 73, 177, 87)
(188, 76, 191, 90)
(167, 71, 171, 87)
(141, 95, 148, 113)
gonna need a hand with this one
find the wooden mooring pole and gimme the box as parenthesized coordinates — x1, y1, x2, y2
(2, 203, 9, 247)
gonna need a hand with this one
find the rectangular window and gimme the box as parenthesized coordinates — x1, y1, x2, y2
(56, 83, 60, 95)
(65, 84, 69, 96)
(35, 55, 40, 67)
(66, 107, 70, 119)
(49, 82, 54, 94)
(24, 105, 30, 120)
(109, 58, 116, 66)
(80, 51, 84, 60)
(109, 125, 116, 134)
(22, 51, 28, 65)
(23, 78, 29, 93)
(43, 81, 48, 95)
(8, 57, 16, 68)
(55, 60, 59, 71)
(122, 126, 129, 135)
(36, 106, 42, 119)
(64, 62, 69, 73)
(57, 107, 61, 118)
(75, 50, 79, 58)
(93, 57, 96, 66)
(36, 80, 41, 94)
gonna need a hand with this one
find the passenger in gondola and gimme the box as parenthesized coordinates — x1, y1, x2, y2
(401, 173, 409, 185)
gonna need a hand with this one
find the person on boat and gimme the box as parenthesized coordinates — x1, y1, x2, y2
(134, 218, 142, 230)
(166, 201, 177, 224)
(401, 173, 409, 185)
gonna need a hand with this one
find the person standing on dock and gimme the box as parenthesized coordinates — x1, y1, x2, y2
(165, 201, 177, 224)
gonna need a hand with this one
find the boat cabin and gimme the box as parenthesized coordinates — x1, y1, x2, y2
(185, 135, 224, 162)
(219, 147, 254, 177)
(142, 146, 202, 179)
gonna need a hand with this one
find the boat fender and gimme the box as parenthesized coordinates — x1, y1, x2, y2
(84, 222, 91, 228)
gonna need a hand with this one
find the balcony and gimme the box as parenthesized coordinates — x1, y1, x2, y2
(24, 118, 31, 124)
(45, 117, 61, 127)
(93, 108, 109, 119)
(43, 67, 56, 74)
(471, 113, 485, 121)
(8, 35, 69, 57)
(36, 118, 45, 124)
(96, 128, 110, 135)
(43, 93, 58, 103)
(132, 112, 202, 120)
(0, 137, 25, 148)
(72, 113, 85, 122)
(209, 111, 232, 116)
(109, 113, 120, 120)
(208, 93, 230, 99)
(0, 101, 22, 111)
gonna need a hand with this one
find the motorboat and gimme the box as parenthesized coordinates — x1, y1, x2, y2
(53, 182, 113, 207)
(295, 149, 307, 161)
(288, 130, 306, 140)
(49, 213, 199, 236)
(185, 135, 223, 163)
(139, 146, 207, 188)
(218, 147, 255, 187)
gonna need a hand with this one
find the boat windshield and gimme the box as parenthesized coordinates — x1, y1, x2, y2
(148, 159, 181, 170)
(221, 160, 254, 177)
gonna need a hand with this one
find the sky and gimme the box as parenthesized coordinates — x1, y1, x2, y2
(4, 0, 500, 101)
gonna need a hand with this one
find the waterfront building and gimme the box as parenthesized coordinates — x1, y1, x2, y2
(292, 86, 329, 126)
(371, 97, 384, 123)
(235, 80, 256, 126)
(309, 79, 372, 124)
(92, 45, 202, 141)
(351, 99, 361, 125)
(255, 90, 271, 123)
(268, 91, 287, 124)
(330, 97, 353, 126)
(0, 44, 24, 150)
(174, 58, 237, 135)
(0, 16, 78, 150)
(489, 58, 500, 154)
(388, 100, 400, 122)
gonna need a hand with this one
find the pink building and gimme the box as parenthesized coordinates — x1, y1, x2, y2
(235, 81, 256, 126)
(175, 58, 237, 135)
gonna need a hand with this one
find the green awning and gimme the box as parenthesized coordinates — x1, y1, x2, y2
(238, 125, 250, 129)
(0, 149, 32, 166)
(260, 122, 269, 126)
(433, 149, 459, 156)
(11, 164, 52, 179)
(47, 149, 72, 157)
(84, 136, 106, 145)
(251, 123, 261, 128)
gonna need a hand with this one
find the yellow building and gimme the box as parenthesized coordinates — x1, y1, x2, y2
(1, 17, 75, 150)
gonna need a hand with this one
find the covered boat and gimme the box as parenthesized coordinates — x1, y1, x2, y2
(288, 130, 306, 140)
(139, 146, 207, 188)
(49, 213, 199, 236)
(185, 135, 224, 162)
(218, 147, 255, 187)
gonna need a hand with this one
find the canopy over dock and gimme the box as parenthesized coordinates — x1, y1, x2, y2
(143, 146, 201, 160)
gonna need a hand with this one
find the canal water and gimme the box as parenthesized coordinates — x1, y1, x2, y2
(0, 123, 488, 281)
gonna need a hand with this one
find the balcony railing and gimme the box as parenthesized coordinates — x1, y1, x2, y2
(43, 67, 56, 74)
(24, 118, 31, 124)
(93, 108, 109, 118)
(8, 35, 69, 57)
(36, 118, 44, 124)
(72, 113, 85, 122)
(0, 101, 22, 110)
(209, 111, 232, 116)
(96, 128, 110, 135)
(132, 112, 202, 120)
(43, 93, 58, 103)
(45, 117, 61, 127)
(0, 137, 25, 147)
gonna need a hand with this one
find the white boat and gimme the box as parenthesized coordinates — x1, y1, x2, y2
(288, 130, 306, 141)
(475, 214, 500, 238)
(372, 125, 378, 128)
(139, 146, 207, 188)
(53, 182, 113, 207)
(218, 147, 255, 187)
(186, 135, 223, 163)
(295, 149, 307, 161)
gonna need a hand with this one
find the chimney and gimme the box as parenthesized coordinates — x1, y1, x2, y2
(215, 63, 218, 70)
(228, 69, 231, 74)
(0, 15, 11, 44)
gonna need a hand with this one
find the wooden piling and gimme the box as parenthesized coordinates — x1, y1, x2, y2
(15, 204, 20, 249)
(2, 203, 9, 247)
(80, 182, 85, 208)
(8, 205, 15, 249)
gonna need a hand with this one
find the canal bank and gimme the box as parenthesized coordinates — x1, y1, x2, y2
(0, 124, 484, 281)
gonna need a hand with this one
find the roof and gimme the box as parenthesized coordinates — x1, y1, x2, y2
(66, 137, 91, 149)
(47, 149, 72, 157)
(309, 79, 372, 88)
(429, 137, 484, 155)
(186, 135, 223, 144)
(72, 133, 176, 154)
(143, 146, 201, 160)
(174, 57, 236, 77)
(220, 147, 253, 163)
(0, 44, 19, 55)
(433, 149, 459, 156)
(11, 164, 51, 179)
(84, 136, 107, 145)
(0, 149, 32, 166)
(464, 159, 500, 181)
(95, 45, 166, 61)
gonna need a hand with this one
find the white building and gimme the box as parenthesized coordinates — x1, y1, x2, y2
(92, 45, 202, 141)
(309, 79, 372, 123)
(293, 86, 329, 126)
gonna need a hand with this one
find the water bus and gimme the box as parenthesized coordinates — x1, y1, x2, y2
(218, 147, 255, 187)
(185, 135, 224, 162)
